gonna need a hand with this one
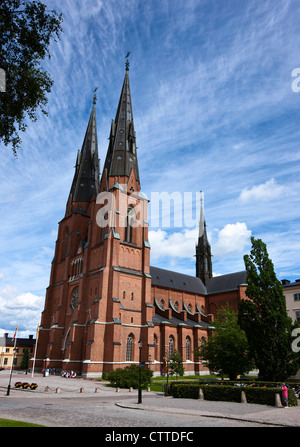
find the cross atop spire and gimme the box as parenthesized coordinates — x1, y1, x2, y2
(125, 51, 131, 71)
(102, 63, 140, 185)
(68, 99, 100, 206)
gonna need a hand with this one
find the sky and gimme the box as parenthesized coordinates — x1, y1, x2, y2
(1, 0, 300, 337)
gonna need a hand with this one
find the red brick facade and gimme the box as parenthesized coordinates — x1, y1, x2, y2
(35, 70, 246, 377)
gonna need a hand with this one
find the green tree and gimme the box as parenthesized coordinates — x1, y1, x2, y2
(20, 348, 29, 370)
(196, 304, 254, 380)
(238, 236, 300, 381)
(168, 350, 184, 378)
(0, 0, 63, 155)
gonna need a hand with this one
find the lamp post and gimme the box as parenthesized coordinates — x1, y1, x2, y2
(138, 339, 143, 404)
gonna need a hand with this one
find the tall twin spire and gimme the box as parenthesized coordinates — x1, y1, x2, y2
(69, 55, 139, 207)
(103, 56, 140, 184)
(69, 96, 100, 204)
(68, 58, 211, 285)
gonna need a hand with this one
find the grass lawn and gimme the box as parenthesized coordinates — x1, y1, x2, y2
(0, 418, 44, 427)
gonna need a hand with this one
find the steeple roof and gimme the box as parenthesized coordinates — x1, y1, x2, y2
(69, 99, 100, 203)
(196, 192, 212, 284)
(103, 66, 140, 183)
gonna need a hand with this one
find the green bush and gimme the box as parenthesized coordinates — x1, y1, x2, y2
(171, 383, 200, 399)
(201, 385, 241, 403)
(107, 364, 153, 389)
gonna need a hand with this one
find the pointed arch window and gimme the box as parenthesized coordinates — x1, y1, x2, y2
(126, 334, 134, 361)
(124, 207, 135, 243)
(64, 228, 70, 258)
(154, 334, 158, 361)
(186, 336, 191, 360)
(169, 335, 174, 357)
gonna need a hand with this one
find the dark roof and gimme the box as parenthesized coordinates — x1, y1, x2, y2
(153, 312, 212, 329)
(282, 279, 300, 289)
(103, 71, 140, 182)
(150, 266, 247, 296)
(150, 266, 207, 295)
(69, 102, 100, 203)
(1, 334, 36, 348)
(206, 271, 247, 294)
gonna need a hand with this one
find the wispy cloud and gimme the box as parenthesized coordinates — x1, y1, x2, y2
(1, 0, 300, 335)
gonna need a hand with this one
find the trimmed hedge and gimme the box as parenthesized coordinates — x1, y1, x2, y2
(169, 382, 298, 407)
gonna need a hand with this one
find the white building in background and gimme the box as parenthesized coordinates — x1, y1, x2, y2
(282, 279, 300, 324)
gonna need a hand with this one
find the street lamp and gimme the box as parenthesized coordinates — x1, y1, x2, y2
(138, 339, 143, 404)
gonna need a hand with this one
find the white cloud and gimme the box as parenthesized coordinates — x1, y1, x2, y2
(239, 178, 288, 203)
(213, 222, 252, 258)
(149, 228, 198, 261)
(0, 286, 43, 334)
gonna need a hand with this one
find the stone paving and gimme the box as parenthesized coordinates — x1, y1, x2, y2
(0, 371, 299, 427)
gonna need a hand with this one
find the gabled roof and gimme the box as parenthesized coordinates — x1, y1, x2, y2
(150, 266, 207, 295)
(150, 266, 247, 296)
(206, 271, 247, 294)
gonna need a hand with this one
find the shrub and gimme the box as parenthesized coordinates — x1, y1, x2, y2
(169, 383, 298, 406)
(107, 365, 153, 389)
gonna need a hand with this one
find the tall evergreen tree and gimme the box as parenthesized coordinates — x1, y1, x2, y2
(238, 237, 300, 381)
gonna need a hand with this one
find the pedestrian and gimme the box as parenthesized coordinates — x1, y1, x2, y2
(282, 383, 288, 408)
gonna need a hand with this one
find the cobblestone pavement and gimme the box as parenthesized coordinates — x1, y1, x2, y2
(0, 371, 299, 428)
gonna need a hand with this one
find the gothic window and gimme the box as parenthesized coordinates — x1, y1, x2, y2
(186, 337, 191, 360)
(159, 299, 164, 310)
(64, 228, 70, 258)
(187, 303, 192, 313)
(169, 335, 174, 357)
(131, 292, 134, 301)
(124, 207, 135, 243)
(70, 287, 79, 311)
(174, 301, 178, 311)
(154, 334, 158, 361)
(123, 291, 126, 300)
(126, 334, 134, 361)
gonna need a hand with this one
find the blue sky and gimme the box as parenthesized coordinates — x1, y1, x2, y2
(1, 0, 300, 336)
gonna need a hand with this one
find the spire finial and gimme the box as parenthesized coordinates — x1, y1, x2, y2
(125, 51, 131, 71)
(93, 86, 98, 105)
(198, 191, 205, 238)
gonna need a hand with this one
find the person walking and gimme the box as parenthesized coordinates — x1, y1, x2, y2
(282, 383, 288, 408)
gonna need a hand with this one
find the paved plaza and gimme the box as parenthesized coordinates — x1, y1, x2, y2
(0, 370, 299, 428)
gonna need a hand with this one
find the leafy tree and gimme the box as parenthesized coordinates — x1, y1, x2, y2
(168, 350, 184, 378)
(20, 348, 29, 370)
(195, 304, 254, 380)
(0, 0, 63, 155)
(238, 237, 300, 381)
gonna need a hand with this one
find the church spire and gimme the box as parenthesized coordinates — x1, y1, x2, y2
(196, 192, 212, 285)
(69, 96, 100, 204)
(102, 59, 140, 186)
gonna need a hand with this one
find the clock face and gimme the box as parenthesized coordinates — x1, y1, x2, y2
(70, 287, 79, 310)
